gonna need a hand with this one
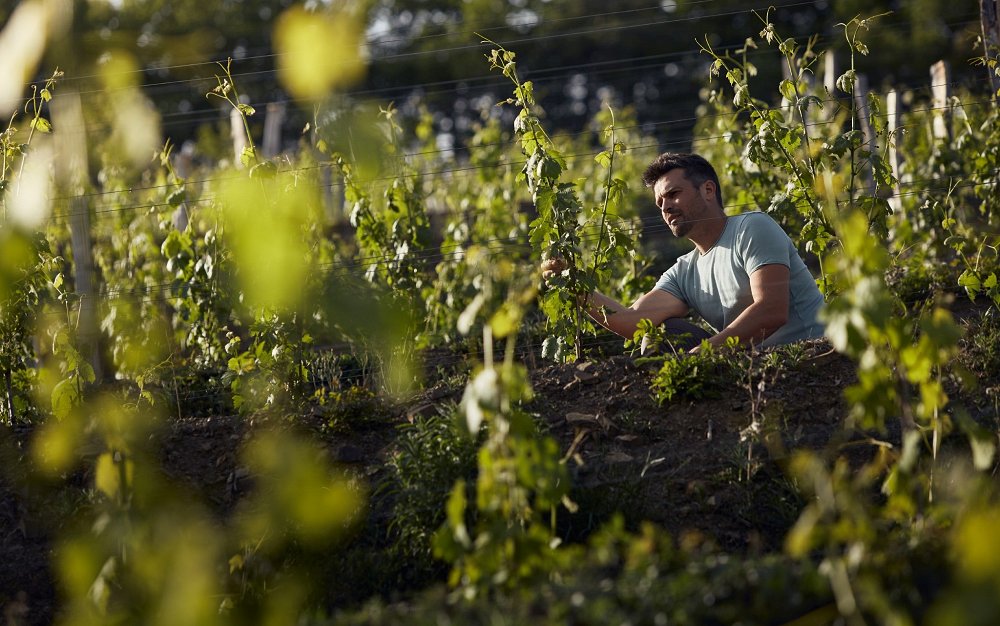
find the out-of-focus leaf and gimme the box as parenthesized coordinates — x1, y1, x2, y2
(274, 7, 365, 101)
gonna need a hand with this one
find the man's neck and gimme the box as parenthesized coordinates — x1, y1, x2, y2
(689, 213, 728, 254)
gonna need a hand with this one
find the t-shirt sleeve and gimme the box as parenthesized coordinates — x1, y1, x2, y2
(738, 213, 792, 274)
(654, 258, 687, 303)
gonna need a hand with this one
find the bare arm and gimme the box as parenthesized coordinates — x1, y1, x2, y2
(701, 263, 789, 350)
(583, 288, 689, 339)
(541, 257, 688, 339)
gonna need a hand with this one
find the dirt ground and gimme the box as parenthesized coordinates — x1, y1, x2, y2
(3, 317, 994, 625)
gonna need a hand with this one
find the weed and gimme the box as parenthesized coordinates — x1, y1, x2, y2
(649, 341, 738, 405)
(318, 386, 390, 433)
(381, 403, 480, 572)
(959, 309, 1000, 382)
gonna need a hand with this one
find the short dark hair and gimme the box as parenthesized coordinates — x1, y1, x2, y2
(641, 152, 723, 206)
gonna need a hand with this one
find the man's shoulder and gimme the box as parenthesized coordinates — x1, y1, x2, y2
(731, 211, 790, 240)
(731, 210, 778, 228)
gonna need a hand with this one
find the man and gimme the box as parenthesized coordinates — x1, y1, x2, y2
(543, 153, 825, 352)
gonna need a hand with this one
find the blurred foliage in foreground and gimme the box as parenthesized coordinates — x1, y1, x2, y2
(1, 3, 1000, 626)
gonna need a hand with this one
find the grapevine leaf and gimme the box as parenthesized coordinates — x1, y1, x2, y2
(95, 453, 120, 499)
(959, 270, 981, 299)
(51, 378, 79, 420)
(957, 413, 997, 471)
(541, 336, 558, 360)
(167, 188, 186, 207)
(779, 79, 796, 101)
(79, 361, 96, 384)
(31, 117, 52, 133)
(240, 146, 256, 167)
(836, 69, 856, 94)
(489, 303, 519, 339)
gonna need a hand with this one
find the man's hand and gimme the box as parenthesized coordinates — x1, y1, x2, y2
(540, 257, 568, 281)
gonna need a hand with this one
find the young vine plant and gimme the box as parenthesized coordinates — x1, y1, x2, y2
(482, 38, 634, 361)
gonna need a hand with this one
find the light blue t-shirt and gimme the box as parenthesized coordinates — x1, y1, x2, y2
(654, 212, 825, 347)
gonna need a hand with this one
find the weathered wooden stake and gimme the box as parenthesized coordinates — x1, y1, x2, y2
(930, 61, 952, 141)
(853, 74, 877, 197)
(886, 89, 904, 213)
(824, 50, 838, 97)
(54, 91, 103, 381)
(263, 102, 286, 158)
(68, 194, 102, 381)
(231, 107, 247, 168)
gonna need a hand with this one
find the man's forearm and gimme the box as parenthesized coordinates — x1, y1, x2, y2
(704, 301, 786, 349)
(581, 291, 669, 339)
(581, 291, 629, 336)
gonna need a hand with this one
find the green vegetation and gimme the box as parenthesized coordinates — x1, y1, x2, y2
(1, 3, 1000, 625)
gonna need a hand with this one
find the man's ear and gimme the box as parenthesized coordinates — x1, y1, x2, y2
(701, 179, 717, 204)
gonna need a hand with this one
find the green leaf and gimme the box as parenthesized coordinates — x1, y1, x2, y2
(166, 187, 186, 207)
(240, 146, 256, 167)
(899, 429, 921, 472)
(958, 413, 997, 471)
(778, 79, 797, 101)
(95, 452, 120, 499)
(533, 188, 554, 217)
(959, 270, 982, 298)
(541, 336, 558, 360)
(489, 302, 520, 339)
(51, 378, 79, 420)
(237, 103, 256, 116)
(79, 361, 96, 384)
(444, 479, 470, 547)
(31, 117, 52, 133)
(836, 69, 856, 94)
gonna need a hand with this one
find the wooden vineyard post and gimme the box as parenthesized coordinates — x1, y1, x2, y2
(263, 102, 286, 158)
(853, 74, 877, 198)
(68, 194, 102, 382)
(326, 166, 345, 222)
(231, 107, 248, 168)
(930, 61, 952, 142)
(824, 50, 838, 98)
(981, 0, 1000, 97)
(53, 91, 104, 382)
(886, 89, 904, 213)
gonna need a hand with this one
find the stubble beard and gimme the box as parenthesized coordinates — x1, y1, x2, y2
(670, 219, 693, 238)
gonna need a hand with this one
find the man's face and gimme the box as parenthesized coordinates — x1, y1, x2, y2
(653, 169, 711, 238)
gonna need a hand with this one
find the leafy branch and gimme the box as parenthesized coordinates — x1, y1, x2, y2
(208, 58, 258, 168)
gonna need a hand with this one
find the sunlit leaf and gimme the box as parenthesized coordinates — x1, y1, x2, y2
(30, 116, 52, 133)
(94, 452, 133, 500)
(489, 302, 520, 339)
(0, 1, 49, 115)
(955, 508, 1000, 579)
(274, 7, 366, 102)
(220, 174, 318, 311)
(51, 378, 79, 420)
